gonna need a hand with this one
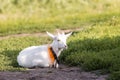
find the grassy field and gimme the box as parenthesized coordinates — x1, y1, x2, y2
(0, 0, 120, 36)
(0, 0, 120, 80)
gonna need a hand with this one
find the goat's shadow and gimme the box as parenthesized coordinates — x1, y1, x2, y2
(1, 49, 21, 68)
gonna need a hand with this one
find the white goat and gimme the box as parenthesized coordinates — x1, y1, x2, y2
(17, 31, 72, 68)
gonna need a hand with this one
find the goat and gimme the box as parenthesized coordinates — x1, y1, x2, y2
(17, 31, 72, 68)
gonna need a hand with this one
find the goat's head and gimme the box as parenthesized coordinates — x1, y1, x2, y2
(47, 31, 72, 50)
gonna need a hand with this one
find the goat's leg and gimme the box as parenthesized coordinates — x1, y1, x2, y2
(54, 60, 59, 68)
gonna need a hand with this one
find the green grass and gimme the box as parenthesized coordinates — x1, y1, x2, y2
(108, 71, 120, 80)
(0, 0, 120, 36)
(0, 12, 119, 36)
(60, 24, 120, 80)
(0, 19, 120, 79)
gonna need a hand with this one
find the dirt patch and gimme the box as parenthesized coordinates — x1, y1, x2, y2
(0, 28, 84, 40)
(0, 33, 47, 40)
(0, 65, 108, 80)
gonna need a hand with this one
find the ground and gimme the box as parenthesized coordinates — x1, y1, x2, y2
(0, 29, 108, 80)
(0, 65, 108, 80)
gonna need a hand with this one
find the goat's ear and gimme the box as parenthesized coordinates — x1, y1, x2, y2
(46, 31, 55, 39)
(66, 32, 72, 38)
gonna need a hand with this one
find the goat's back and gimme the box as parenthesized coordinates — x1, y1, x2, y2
(17, 45, 50, 68)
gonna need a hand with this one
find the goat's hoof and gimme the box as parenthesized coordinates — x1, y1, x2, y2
(55, 64, 59, 69)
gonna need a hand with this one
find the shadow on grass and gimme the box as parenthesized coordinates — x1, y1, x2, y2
(2, 49, 21, 68)
(68, 35, 120, 53)
(60, 35, 120, 67)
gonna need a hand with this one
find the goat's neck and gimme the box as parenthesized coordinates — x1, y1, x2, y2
(50, 44, 63, 57)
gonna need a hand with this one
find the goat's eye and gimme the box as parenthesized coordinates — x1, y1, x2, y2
(57, 39, 60, 42)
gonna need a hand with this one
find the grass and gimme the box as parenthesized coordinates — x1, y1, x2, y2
(60, 23, 120, 80)
(0, 0, 120, 36)
(0, 12, 119, 36)
(0, 0, 120, 79)
(0, 17, 120, 78)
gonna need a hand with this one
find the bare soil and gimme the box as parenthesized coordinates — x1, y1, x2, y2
(0, 65, 108, 80)
(0, 28, 83, 40)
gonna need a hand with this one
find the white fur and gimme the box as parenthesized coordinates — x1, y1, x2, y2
(17, 31, 72, 68)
